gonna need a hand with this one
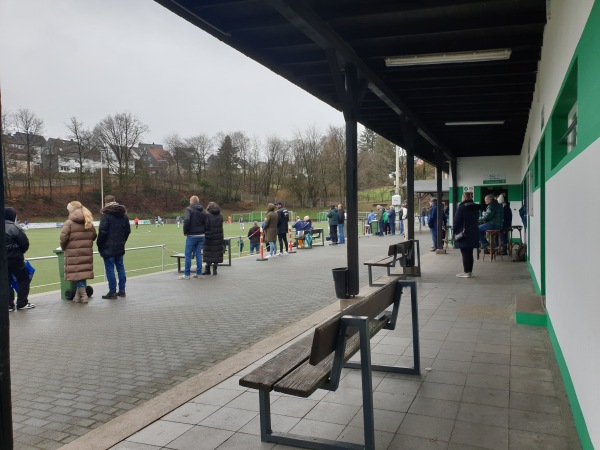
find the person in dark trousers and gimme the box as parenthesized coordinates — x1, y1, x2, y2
(337, 204, 345, 243)
(97, 195, 131, 299)
(178, 195, 208, 280)
(387, 206, 396, 235)
(497, 194, 513, 255)
(327, 205, 339, 244)
(453, 192, 481, 278)
(275, 201, 289, 255)
(5, 207, 35, 311)
(202, 202, 224, 274)
(376, 205, 384, 236)
(427, 198, 446, 251)
(247, 221, 261, 255)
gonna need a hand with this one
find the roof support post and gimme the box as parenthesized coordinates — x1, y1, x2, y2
(451, 158, 458, 222)
(400, 119, 415, 241)
(0, 92, 14, 449)
(435, 151, 444, 251)
(340, 64, 364, 296)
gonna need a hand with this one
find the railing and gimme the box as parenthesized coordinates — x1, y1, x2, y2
(27, 244, 166, 293)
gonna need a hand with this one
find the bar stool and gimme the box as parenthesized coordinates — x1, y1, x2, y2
(508, 226, 523, 256)
(483, 229, 503, 261)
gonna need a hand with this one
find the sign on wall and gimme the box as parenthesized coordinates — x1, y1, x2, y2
(483, 172, 507, 184)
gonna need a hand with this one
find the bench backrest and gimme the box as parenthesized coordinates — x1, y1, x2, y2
(398, 240, 414, 267)
(309, 281, 401, 365)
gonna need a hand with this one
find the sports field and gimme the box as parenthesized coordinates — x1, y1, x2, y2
(20, 221, 281, 296)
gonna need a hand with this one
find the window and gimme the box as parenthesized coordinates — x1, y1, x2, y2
(551, 60, 578, 168)
(565, 102, 577, 153)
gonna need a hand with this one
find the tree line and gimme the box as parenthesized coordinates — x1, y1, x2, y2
(1, 108, 436, 207)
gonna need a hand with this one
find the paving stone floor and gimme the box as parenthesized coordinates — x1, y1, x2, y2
(8, 232, 582, 449)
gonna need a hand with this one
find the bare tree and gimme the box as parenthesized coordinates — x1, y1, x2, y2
(66, 117, 95, 197)
(185, 134, 212, 185)
(292, 126, 323, 207)
(93, 112, 148, 191)
(322, 126, 346, 201)
(12, 108, 45, 197)
(259, 135, 287, 199)
(1, 111, 12, 198)
(164, 133, 194, 191)
(230, 131, 251, 189)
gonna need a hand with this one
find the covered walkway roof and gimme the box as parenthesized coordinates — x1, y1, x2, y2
(155, 0, 546, 165)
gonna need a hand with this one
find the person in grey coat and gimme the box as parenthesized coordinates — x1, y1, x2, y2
(453, 192, 481, 278)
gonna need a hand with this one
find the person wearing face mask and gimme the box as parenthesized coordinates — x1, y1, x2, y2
(5, 207, 35, 311)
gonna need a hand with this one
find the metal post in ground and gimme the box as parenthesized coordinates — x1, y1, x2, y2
(287, 228, 296, 253)
(256, 228, 268, 261)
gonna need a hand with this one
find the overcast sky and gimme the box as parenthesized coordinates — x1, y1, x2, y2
(0, 0, 347, 144)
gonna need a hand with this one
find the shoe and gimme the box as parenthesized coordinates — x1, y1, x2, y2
(102, 292, 118, 299)
(284, 251, 289, 255)
(456, 273, 472, 278)
(78, 287, 89, 304)
(17, 303, 35, 310)
(192, 274, 202, 279)
(430, 247, 436, 252)
(177, 275, 190, 280)
(212, 265, 217, 276)
(117, 292, 126, 297)
(8, 307, 15, 312)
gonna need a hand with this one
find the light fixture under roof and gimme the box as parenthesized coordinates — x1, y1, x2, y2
(445, 121, 505, 126)
(385, 49, 512, 67)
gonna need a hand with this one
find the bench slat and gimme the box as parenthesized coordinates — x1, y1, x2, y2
(239, 334, 313, 391)
(310, 281, 399, 365)
(274, 315, 391, 397)
(363, 256, 394, 267)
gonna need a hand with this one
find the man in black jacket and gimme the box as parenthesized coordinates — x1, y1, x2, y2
(275, 201, 289, 255)
(5, 207, 35, 311)
(97, 195, 131, 299)
(179, 195, 208, 279)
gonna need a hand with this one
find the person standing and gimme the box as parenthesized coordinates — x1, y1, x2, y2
(176, 215, 182, 229)
(247, 221, 261, 255)
(376, 205, 384, 236)
(327, 204, 339, 245)
(5, 207, 35, 311)
(263, 203, 278, 258)
(203, 202, 225, 274)
(497, 194, 513, 255)
(178, 196, 207, 280)
(366, 210, 376, 234)
(388, 206, 396, 235)
(453, 192, 481, 278)
(134, 217, 139, 229)
(239, 216, 245, 230)
(97, 195, 131, 299)
(427, 198, 446, 251)
(275, 201, 289, 255)
(337, 204, 345, 244)
(399, 203, 408, 237)
(60, 201, 97, 303)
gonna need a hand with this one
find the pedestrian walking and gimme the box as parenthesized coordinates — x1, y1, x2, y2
(5, 207, 35, 311)
(178, 196, 208, 280)
(97, 195, 131, 299)
(203, 202, 224, 275)
(59, 201, 97, 303)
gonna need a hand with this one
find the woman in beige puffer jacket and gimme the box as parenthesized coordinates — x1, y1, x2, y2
(263, 203, 278, 258)
(60, 201, 97, 303)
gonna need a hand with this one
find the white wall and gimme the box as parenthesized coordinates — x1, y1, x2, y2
(520, 0, 595, 176)
(528, 189, 542, 288)
(457, 155, 521, 186)
(546, 137, 600, 445)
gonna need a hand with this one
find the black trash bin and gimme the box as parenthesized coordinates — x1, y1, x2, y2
(332, 267, 348, 299)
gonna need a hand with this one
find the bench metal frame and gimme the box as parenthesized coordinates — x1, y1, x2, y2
(171, 238, 233, 272)
(257, 280, 420, 450)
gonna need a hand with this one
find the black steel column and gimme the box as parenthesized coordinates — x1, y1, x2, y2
(400, 119, 415, 240)
(0, 90, 14, 449)
(344, 66, 360, 296)
(436, 152, 443, 250)
(451, 159, 458, 219)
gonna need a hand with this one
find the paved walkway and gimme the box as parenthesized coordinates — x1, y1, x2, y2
(8, 233, 581, 449)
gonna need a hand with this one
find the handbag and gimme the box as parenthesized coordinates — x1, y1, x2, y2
(454, 230, 466, 242)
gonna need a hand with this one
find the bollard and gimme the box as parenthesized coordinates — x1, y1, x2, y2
(288, 228, 296, 253)
(256, 227, 268, 261)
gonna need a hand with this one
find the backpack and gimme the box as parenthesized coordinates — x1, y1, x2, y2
(513, 243, 527, 262)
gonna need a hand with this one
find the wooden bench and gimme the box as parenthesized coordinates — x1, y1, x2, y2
(363, 239, 421, 286)
(240, 279, 419, 450)
(171, 238, 233, 273)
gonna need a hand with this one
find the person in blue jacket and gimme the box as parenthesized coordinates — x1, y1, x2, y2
(427, 198, 446, 251)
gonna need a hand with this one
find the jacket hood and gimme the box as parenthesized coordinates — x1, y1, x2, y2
(189, 203, 204, 212)
(4, 207, 17, 222)
(267, 203, 275, 211)
(207, 203, 221, 214)
(68, 208, 85, 224)
(102, 202, 127, 216)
